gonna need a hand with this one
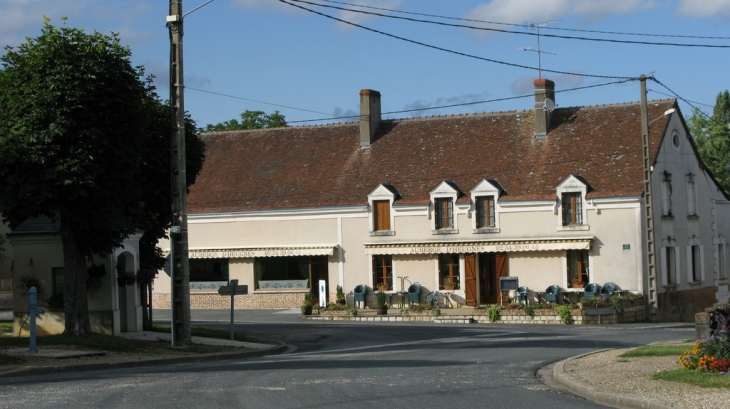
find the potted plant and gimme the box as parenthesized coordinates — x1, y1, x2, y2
(301, 292, 313, 315)
(375, 291, 388, 315)
(335, 285, 346, 305)
(376, 281, 390, 291)
(443, 281, 456, 290)
(570, 278, 584, 289)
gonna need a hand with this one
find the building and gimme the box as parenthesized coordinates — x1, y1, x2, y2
(151, 79, 729, 322)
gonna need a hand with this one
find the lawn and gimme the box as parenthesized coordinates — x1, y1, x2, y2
(619, 344, 730, 388)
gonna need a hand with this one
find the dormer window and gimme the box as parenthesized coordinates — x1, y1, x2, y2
(470, 179, 504, 233)
(556, 174, 591, 231)
(367, 183, 400, 236)
(430, 180, 462, 234)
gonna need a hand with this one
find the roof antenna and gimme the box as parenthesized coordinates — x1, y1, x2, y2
(520, 20, 561, 79)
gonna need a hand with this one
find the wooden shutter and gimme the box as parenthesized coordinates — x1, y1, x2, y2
(374, 200, 390, 231)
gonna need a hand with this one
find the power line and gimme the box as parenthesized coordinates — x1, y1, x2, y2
(278, 0, 633, 80)
(294, 0, 730, 48)
(186, 86, 332, 116)
(317, 0, 730, 41)
(648, 88, 713, 108)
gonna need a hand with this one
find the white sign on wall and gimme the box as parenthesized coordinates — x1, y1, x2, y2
(319, 280, 327, 308)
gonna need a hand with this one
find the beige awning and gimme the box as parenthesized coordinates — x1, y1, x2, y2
(364, 238, 593, 255)
(187, 244, 337, 259)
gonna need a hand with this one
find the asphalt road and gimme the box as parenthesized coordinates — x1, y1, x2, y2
(0, 309, 693, 409)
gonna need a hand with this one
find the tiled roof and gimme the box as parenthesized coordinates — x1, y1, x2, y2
(188, 100, 677, 213)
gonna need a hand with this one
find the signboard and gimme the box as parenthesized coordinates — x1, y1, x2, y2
(319, 280, 326, 308)
(499, 277, 519, 291)
(218, 283, 248, 296)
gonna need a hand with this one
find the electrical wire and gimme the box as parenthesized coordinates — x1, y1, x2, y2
(317, 0, 730, 41)
(293, 0, 730, 48)
(648, 89, 714, 108)
(278, 0, 634, 80)
(186, 86, 333, 116)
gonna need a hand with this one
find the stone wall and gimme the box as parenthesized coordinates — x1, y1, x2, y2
(472, 304, 646, 325)
(153, 291, 307, 309)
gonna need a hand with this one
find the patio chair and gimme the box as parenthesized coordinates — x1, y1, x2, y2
(601, 282, 620, 299)
(583, 283, 602, 301)
(516, 286, 530, 304)
(545, 285, 561, 304)
(407, 283, 422, 305)
(353, 285, 368, 308)
(425, 291, 440, 307)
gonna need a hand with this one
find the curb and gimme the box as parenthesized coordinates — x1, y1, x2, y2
(551, 349, 670, 409)
(0, 341, 293, 379)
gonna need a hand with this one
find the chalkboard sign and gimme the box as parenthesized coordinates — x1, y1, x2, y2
(500, 276, 519, 290)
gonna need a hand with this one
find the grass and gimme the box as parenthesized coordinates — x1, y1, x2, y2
(652, 370, 730, 388)
(0, 322, 11, 335)
(619, 344, 693, 357)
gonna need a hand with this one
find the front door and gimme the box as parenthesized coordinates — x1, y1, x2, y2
(478, 253, 508, 304)
(309, 256, 329, 306)
(464, 254, 477, 306)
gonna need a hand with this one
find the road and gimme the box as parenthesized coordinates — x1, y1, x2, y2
(0, 309, 693, 409)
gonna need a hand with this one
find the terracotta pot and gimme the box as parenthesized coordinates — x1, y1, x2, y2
(375, 306, 388, 315)
(336, 299, 346, 305)
(572, 284, 584, 289)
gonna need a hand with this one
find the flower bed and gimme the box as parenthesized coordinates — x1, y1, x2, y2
(682, 304, 730, 374)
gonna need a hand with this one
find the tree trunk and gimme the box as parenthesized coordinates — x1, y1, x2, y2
(60, 222, 91, 335)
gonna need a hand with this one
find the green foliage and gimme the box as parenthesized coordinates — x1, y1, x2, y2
(376, 290, 387, 307)
(610, 296, 625, 315)
(688, 90, 730, 195)
(302, 292, 312, 307)
(336, 285, 345, 301)
(519, 303, 535, 316)
(203, 110, 287, 132)
(400, 304, 440, 315)
(652, 369, 730, 388)
(486, 304, 502, 322)
(554, 305, 574, 324)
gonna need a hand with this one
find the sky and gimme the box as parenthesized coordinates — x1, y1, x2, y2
(1, 0, 729, 128)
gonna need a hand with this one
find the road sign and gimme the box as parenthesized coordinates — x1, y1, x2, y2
(218, 283, 248, 295)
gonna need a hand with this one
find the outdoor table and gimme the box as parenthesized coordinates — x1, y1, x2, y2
(384, 291, 405, 308)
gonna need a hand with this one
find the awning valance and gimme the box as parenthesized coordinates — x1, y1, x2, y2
(187, 244, 337, 259)
(364, 238, 593, 255)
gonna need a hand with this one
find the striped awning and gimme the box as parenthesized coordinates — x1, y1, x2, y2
(364, 237, 593, 255)
(187, 244, 337, 259)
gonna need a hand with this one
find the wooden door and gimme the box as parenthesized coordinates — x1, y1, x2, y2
(495, 253, 509, 304)
(464, 254, 477, 306)
(309, 257, 329, 306)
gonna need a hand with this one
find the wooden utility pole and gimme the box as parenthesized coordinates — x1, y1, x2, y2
(640, 74, 658, 322)
(167, 0, 191, 346)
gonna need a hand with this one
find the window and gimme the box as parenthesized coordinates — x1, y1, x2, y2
(373, 200, 391, 231)
(372, 255, 392, 290)
(662, 246, 676, 285)
(660, 172, 672, 217)
(562, 193, 583, 225)
(476, 196, 495, 228)
(567, 250, 589, 287)
(435, 198, 454, 230)
(190, 258, 229, 282)
(686, 174, 697, 217)
(438, 254, 460, 290)
(690, 245, 702, 282)
(719, 242, 727, 280)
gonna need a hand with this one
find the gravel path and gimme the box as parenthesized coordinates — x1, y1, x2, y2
(565, 348, 729, 409)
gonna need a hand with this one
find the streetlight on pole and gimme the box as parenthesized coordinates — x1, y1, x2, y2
(166, 0, 215, 347)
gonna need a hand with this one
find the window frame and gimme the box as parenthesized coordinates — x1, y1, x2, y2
(367, 184, 397, 236)
(435, 197, 454, 230)
(429, 181, 461, 234)
(566, 249, 589, 288)
(556, 175, 590, 231)
(372, 200, 391, 232)
(371, 255, 393, 290)
(686, 240, 704, 284)
(660, 171, 673, 218)
(475, 196, 495, 228)
(562, 192, 583, 226)
(686, 173, 697, 218)
(660, 244, 679, 286)
(438, 253, 460, 290)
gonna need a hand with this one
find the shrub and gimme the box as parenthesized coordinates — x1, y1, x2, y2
(486, 305, 502, 323)
(554, 305, 573, 324)
(336, 285, 345, 301)
(376, 291, 387, 307)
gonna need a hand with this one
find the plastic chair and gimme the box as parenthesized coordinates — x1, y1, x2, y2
(353, 285, 368, 308)
(425, 291, 440, 307)
(545, 285, 561, 304)
(407, 283, 421, 305)
(516, 286, 529, 304)
(601, 282, 620, 299)
(583, 283, 602, 301)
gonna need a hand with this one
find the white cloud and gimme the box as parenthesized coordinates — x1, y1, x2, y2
(677, 0, 730, 17)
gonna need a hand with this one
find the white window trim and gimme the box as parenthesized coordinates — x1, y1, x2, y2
(660, 241, 680, 286)
(470, 179, 501, 233)
(686, 237, 704, 284)
(367, 184, 396, 236)
(556, 175, 590, 231)
(686, 173, 698, 218)
(429, 181, 460, 234)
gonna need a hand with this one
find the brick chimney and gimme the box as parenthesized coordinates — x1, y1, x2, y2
(359, 89, 381, 148)
(533, 79, 555, 138)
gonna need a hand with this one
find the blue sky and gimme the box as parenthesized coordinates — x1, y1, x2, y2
(1, 0, 729, 127)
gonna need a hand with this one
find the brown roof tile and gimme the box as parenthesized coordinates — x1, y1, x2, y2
(188, 100, 676, 213)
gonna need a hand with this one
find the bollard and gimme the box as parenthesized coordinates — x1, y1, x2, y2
(28, 286, 38, 353)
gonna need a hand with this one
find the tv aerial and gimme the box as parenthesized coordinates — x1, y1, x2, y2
(519, 20, 561, 78)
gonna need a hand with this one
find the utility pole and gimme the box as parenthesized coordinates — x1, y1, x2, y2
(167, 0, 191, 346)
(640, 74, 658, 322)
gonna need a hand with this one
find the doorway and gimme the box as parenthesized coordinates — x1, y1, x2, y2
(309, 256, 329, 306)
(478, 253, 508, 305)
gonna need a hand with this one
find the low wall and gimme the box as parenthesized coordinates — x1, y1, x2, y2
(153, 291, 308, 309)
(473, 304, 646, 325)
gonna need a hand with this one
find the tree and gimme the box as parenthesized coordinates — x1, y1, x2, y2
(689, 90, 730, 195)
(0, 20, 157, 334)
(203, 110, 287, 132)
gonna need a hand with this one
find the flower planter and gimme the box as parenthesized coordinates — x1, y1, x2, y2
(375, 306, 388, 315)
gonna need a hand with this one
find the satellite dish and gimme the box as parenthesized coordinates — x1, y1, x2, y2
(543, 98, 556, 112)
